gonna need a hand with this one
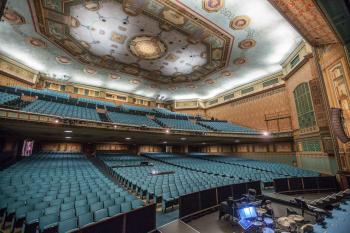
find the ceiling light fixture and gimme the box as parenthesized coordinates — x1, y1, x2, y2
(165, 129, 170, 134)
(64, 130, 72, 133)
(65, 137, 71, 139)
(125, 137, 131, 140)
(163, 141, 167, 144)
(202, 142, 206, 145)
(180, 137, 186, 141)
(54, 119, 59, 123)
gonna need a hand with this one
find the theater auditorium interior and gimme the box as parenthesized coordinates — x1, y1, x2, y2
(1, 0, 350, 233)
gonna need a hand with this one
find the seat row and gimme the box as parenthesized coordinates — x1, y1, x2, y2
(0, 153, 143, 233)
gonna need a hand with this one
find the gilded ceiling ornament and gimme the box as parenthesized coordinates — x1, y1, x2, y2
(234, 57, 247, 65)
(122, 0, 145, 16)
(69, 16, 80, 28)
(111, 32, 127, 44)
(188, 84, 197, 89)
(56, 56, 72, 65)
(26, 37, 46, 48)
(206, 79, 215, 85)
(162, 9, 185, 25)
(109, 73, 121, 80)
(221, 70, 232, 76)
(159, 22, 173, 32)
(238, 39, 256, 49)
(79, 41, 91, 49)
(230, 16, 251, 30)
(129, 36, 167, 60)
(122, 65, 140, 75)
(202, 0, 224, 13)
(212, 48, 223, 60)
(83, 66, 98, 75)
(3, 8, 25, 25)
(83, 1, 101, 11)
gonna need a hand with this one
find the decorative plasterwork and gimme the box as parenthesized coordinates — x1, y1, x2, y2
(28, 0, 232, 84)
(268, 0, 338, 45)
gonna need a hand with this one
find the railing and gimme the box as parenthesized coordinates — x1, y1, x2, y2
(0, 107, 293, 139)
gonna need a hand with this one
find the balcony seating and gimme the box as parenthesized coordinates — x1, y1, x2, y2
(10, 86, 70, 100)
(0, 92, 20, 105)
(0, 153, 144, 233)
(156, 118, 208, 131)
(190, 154, 319, 177)
(77, 98, 116, 108)
(107, 111, 161, 128)
(199, 120, 258, 134)
(22, 100, 100, 121)
(120, 105, 153, 114)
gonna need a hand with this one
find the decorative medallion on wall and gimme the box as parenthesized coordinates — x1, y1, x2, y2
(130, 79, 140, 85)
(26, 37, 46, 48)
(3, 8, 25, 25)
(128, 36, 167, 60)
(202, 0, 224, 12)
(230, 16, 251, 30)
(206, 79, 215, 85)
(83, 1, 100, 11)
(56, 56, 72, 65)
(238, 39, 256, 49)
(233, 57, 247, 65)
(83, 66, 97, 75)
(109, 73, 120, 80)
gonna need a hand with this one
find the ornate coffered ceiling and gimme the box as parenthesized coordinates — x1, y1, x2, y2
(0, 0, 302, 100)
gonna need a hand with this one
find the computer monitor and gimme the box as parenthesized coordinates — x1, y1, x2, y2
(238, 206, 257, 220)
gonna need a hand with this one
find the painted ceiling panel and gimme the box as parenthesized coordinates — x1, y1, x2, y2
(0, 0, 302, 100)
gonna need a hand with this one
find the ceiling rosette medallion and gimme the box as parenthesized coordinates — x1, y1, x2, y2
(56, 56, 72, 65)
(26, 37, 46, 48)
(238, 39, 256, 49)
(128, 36, 167, 60)
(109, 73, 121, 80)
(233, 57, 247, 65)
(230, 16, 251, 30)
(83, 66, 97, 75)
(202, 0, 224, 13)
(3, 8, 25, 24)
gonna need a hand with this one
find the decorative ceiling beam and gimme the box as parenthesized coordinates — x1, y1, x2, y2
(268, 0, 339, 46)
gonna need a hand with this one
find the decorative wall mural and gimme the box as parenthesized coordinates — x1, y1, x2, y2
(56, 56, 72, 65)
(239, 39, 256, 49)
(202, 0, 224, 12)
(3, 8, 25, 24)
(128, 36, 167, 60)
(230, 16, 251, 30)
(26, 37, 46, 48)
